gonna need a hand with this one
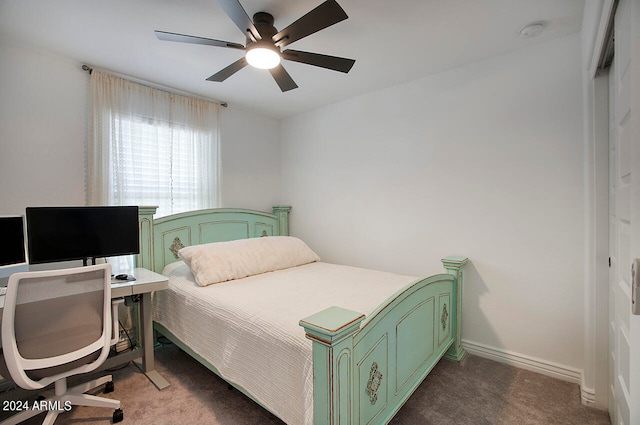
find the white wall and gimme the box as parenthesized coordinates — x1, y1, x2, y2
(0, 39, 281, 216)
(0, 40, 87, 212)
(220, 105, 281, 211)
(281, 34, 585, 377)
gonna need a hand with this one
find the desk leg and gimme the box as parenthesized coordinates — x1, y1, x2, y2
(134, 292, 170, 390)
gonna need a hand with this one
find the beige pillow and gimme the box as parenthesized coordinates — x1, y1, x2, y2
(178, 236, 320, 287)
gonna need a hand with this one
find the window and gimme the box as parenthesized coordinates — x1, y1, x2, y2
(109, 114, 218, 215)
(88, 71, 221, 217)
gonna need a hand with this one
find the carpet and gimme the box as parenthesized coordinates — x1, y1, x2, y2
(0, 343, 611, 425)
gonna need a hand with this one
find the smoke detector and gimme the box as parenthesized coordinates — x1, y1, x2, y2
(519, 22, 545, 38)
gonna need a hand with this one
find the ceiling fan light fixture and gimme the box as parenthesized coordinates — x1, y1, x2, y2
(155, 0, 355, 91)
(246, 42, 281, 69)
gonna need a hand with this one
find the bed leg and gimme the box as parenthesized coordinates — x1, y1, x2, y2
(300, 306, 366, 425)
(441, 256, 468, 362)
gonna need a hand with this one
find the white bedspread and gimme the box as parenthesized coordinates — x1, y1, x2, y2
(154, 261, 417, 425)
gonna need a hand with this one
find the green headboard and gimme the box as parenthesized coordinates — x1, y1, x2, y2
(137, 206, 291, 273)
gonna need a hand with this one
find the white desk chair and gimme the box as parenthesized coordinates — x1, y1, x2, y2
(0, 264, 123, 424)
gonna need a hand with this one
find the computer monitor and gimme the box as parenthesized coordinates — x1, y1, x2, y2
(26, 206, 140, 265)
(0, 215, 28, 278)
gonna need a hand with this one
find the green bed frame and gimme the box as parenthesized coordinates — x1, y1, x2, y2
(137, 206, 467, 425)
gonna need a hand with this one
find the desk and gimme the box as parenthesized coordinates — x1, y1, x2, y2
(0, 268, 169, 391)
(108, 268, 169, 390)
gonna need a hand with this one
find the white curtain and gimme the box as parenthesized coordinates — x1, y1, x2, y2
(88, 71, 221, 216)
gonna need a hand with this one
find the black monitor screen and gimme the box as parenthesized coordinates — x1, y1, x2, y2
(26, 206, 139, 264)
(0, 216, 27, 267)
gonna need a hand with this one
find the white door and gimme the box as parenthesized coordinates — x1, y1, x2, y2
(608, 0, 640, 424)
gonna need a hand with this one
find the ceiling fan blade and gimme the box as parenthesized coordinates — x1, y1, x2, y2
(269, 65, 298, 92)
(273, 0, 348, 48)
(282, 49, 355, 73)
(155, 30, 245, 50)
(216, 0, 261, 41)
(206, 57, 248, 82)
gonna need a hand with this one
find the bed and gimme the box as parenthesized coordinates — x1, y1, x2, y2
(136, 206, 467, 425)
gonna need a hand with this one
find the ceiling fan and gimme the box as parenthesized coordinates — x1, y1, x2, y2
(155, 0, 356, 92)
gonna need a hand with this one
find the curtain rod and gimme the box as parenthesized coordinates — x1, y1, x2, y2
(81, 64, 228, 108)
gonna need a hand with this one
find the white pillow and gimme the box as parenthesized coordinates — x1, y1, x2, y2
(178, 236, 320, 287)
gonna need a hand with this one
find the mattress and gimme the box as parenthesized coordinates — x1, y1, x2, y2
(154, 261, 417, 425)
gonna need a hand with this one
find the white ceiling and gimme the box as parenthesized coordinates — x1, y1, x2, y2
(0, 0, 585, 119)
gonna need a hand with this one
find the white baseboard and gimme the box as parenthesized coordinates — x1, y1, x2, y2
(461, 339, 583, 385)
(580, 382, 597, 406)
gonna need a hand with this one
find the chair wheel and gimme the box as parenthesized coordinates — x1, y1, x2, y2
(104, 381, 115, 393)
(113, 408, 123, 423)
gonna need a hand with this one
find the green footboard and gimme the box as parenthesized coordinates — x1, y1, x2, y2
(300, 256, 467, 425)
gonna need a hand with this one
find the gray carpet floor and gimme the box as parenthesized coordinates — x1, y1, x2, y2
(0, 343, 611, 425)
